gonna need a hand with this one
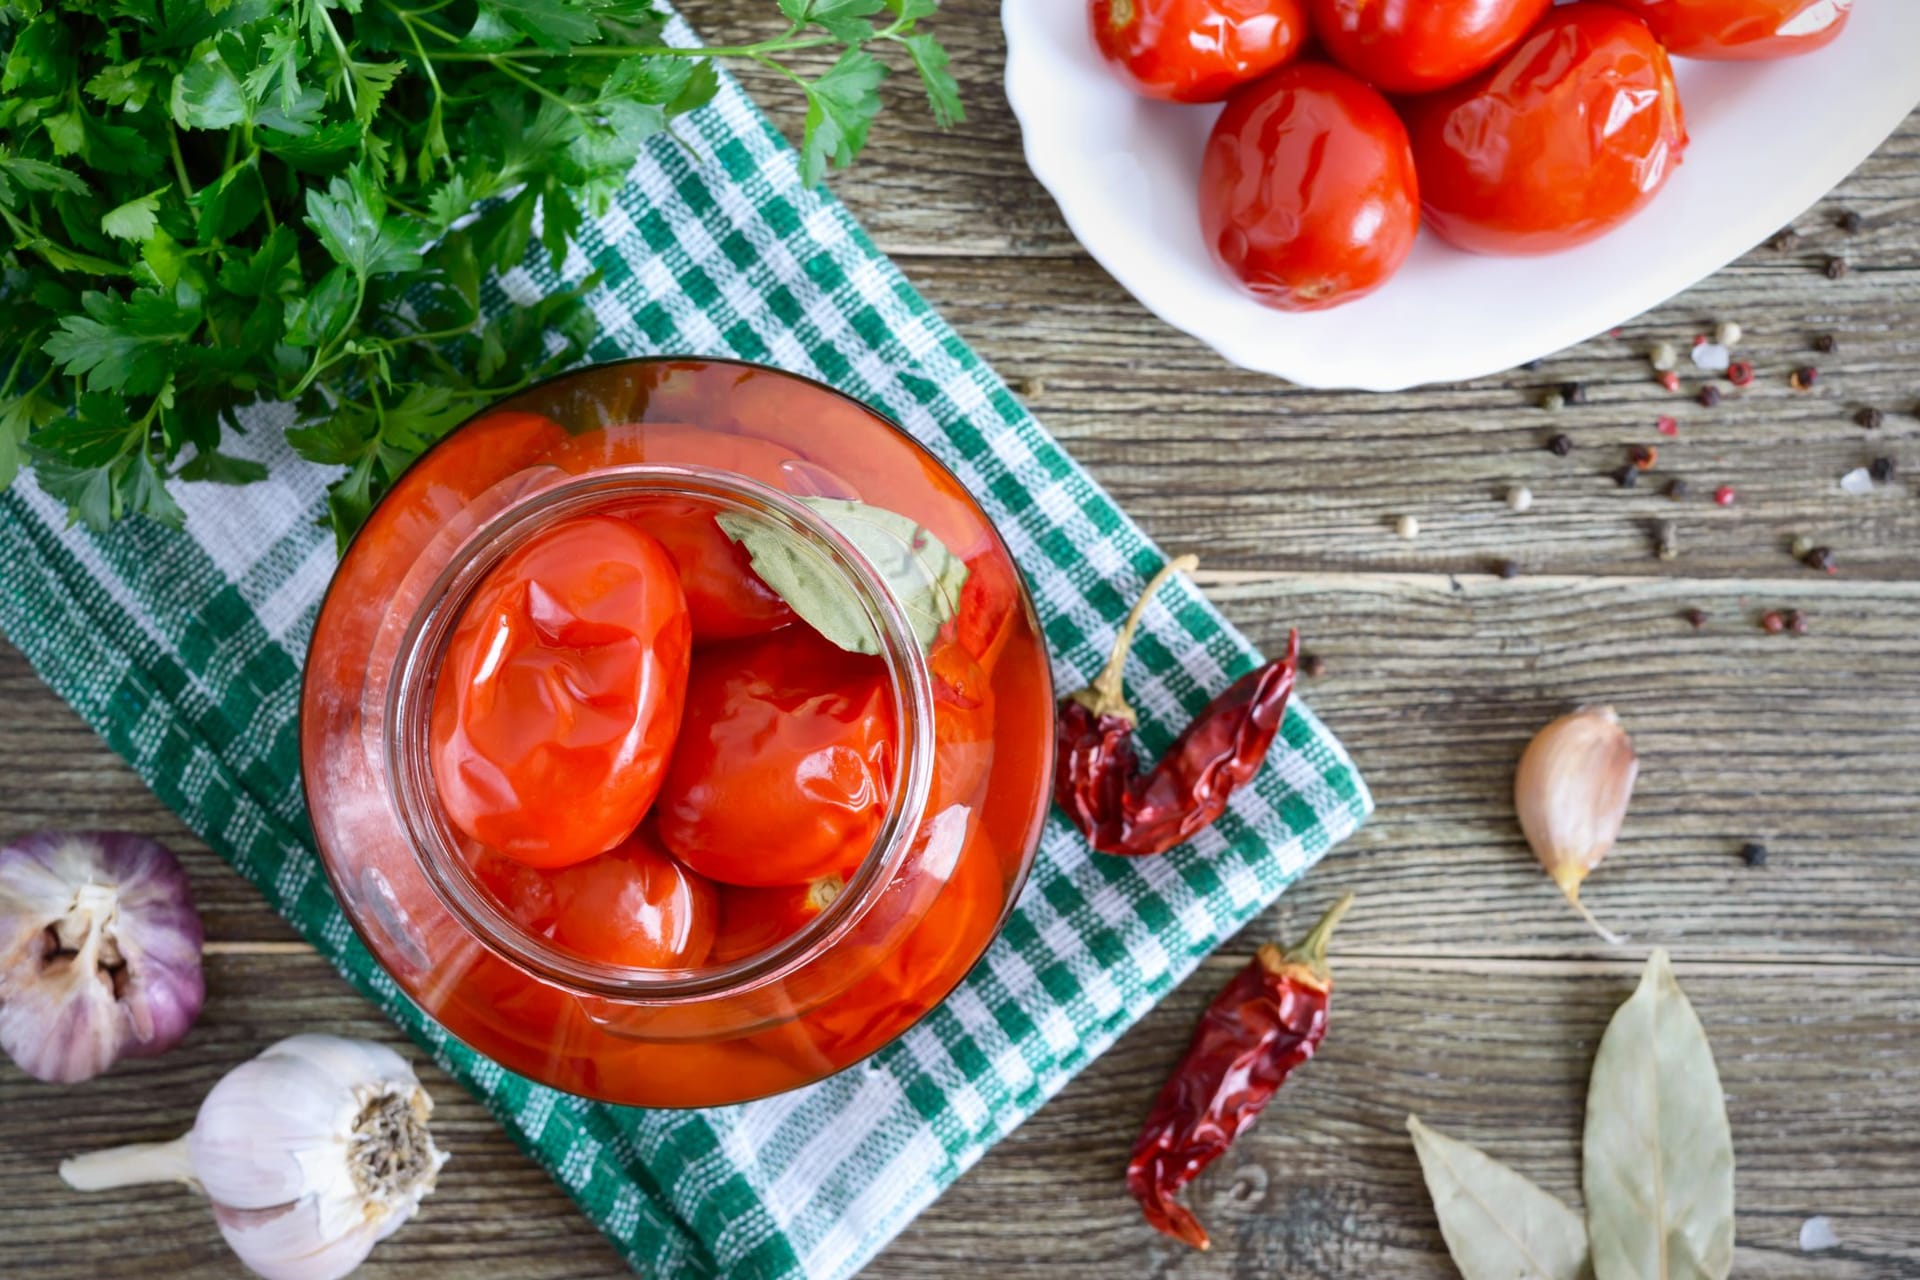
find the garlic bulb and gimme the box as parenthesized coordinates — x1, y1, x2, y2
(60, 1034, 448, 1280)
(1514, 706, 1639, 945)
(0, 830, 204, 1082)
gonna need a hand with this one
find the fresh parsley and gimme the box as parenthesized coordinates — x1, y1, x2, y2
(0, 0, 960, 545)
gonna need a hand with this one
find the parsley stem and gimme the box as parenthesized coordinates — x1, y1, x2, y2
(166, 122, 196, 200)
(425, 35, 837, 62)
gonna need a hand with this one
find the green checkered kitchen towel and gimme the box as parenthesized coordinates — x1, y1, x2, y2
(0, 12, 1371, 1278)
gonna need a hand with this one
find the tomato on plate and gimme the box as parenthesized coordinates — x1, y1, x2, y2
(1595, 0, 1850, 60)
(710, 875, 845, 964)
(1406, 4, 1688, 256)
(430, 515, 692, 869)
(1309, 0, 1553, 94)
(654, 629, 897, 888)
(619, 498, 795, 644)
(1090, 0, 1310, 103)
(1199, 62, 1420, 312)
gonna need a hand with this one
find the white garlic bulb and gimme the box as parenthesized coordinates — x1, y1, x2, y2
(59, 1034, 448, 1280)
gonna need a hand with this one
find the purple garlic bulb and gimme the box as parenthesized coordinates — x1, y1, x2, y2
(0, 831, 205, 1082)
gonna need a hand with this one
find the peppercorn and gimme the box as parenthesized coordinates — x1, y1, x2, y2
(1714, 485, 1736, 506)
(1521, 358, 1544, 373)
(1300, 653, 1327, 679)
(1657, 415, 1679, 437)
(1497, 559, 1521, 580)
(1540, 390, 1566, 411)
(1769, 228, 1800, 252)
(1761, 610, 1786, 634)
(1698, 385, 1722, 408)
(1838, 210, 1863, 234)
(1728, 361, 1755, 387)
(1741, 841, 1769, 868)
(1814, 333, 1838, 354)
(1560, 381, 1588, 406)
(1683, 607, 1708, 630)
(1396, 514, 1420, 540)
(1869, 457, 1896, 484)
(1714, 321, 1742, 347)
(1806, 546, 1837, 574)
(1856, 407, 1884, 429)
(1790, 534, 1814, 559)
(1666, 478, 1691, 501)
(1825, 256, 1849, 280)
(1507, 485, 1533, 513)
(1616, 466, 1640, 490)
(1655, 521, 1679, 561)
(1659, 370, 1682, 393)
(1546, 433, 1574, 457)
(1628, 444, 1657, 470)
(1787, 609, 1809, 636)
(1790, 367, 1819, 392)
(1649, 342, 1680, 373)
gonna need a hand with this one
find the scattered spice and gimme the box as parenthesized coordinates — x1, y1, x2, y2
(1714, 485, 1736, 506)
(1683, 607, 1708, 630)
(1837, 210, 1863, 234)
(1016, 376, 1046, 399)
(1727, 360, 1754, 387)
(1698, 385, 1722, 408)
(1740, 841, 1769, 868)
(1648, 342, 1679, 374)
(1856, 407, 1884, 429)
(1824, 256, 1849, 280)
(1560, 381, 1589, 406)
(1786, 609, 1809, 636)
(1540, 390, 1566, 411)
(1655, 521, 1679, 561)
(1761, 611, 1786, 634)
(1547, 433, 1575, 457)
(1839, 467, 1875, 496)
(1769, 227, 1800, 251)
(1660, 370, 1682, 393)
(1805, 546, 1837, 575)
(1127, 895, 1355, 1250)
(1713, 321, 1742, 347)
(1515, 706, 1636, 944)
(1498, 559, 1522, 580)
(1300, 652, 1327, 679)
(1691, 343, 1731, 373)
(1656, 416, 1679, 437)
(1790, 367, 1819, 391)
(1616, 466, 1640, 490)
(1627, 444, 1657, 471)
(1521, 358, 1544, 373)
(1054, 558, 1299, 858)
(1790, 534, 1815, 559)
(1507, 485, 1534, 513)
(1869, 457, 1896, 484)
(1397, 514, 1421, 540)
(1813, 333, 1838, 354)
(1666, 478, 1691, 501)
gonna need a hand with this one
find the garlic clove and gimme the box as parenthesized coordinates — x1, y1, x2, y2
(212, 1199, 382, 1280)
(1514, 706, 1639, 944)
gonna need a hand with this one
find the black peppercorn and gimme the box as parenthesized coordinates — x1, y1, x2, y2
(1497, 559, 1521, 580)
(1627, 444, 1656, 470)
(1547, 433, 1574, 457)
(1814, 333, 1838, 354)
(1300, 653, 1327, 679)
(1560, 380, 1588, 406)
(1787, 609, 1809, 636)
(1683, 607, 1708, 630)
(1666, 478, 1691, 501)
(1856, 407, 1884, 429)
(1825, 255, 1849, 280)
(1806, 546, 1837, 574)
(1838, 210, 1863, 234)
(1616, 465, 1640, 490)
(1869, 457, 1896, 484)
(1769, 228, 1800, 252)
(1698, 385, 1722, 408)
(1741, 841, 1769, 868)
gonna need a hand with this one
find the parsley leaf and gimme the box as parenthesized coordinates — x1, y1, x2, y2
(800, 48, 886, 187)
(43, 289, 199, 396)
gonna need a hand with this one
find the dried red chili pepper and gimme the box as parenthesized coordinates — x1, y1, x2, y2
(1055, 557, 1299, 857)
(1126, 892, 1354, 1250)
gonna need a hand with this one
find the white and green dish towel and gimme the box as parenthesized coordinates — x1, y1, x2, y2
(0, 14, 1371, 1278)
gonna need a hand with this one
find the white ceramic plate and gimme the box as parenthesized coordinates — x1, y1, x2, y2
(1002, 1, 1920, 390)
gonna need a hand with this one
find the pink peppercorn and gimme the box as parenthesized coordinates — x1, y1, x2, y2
(1728, 361, 1754, 387)
(1715, 485, 1737, 506)
(1761, 611, 1786, 634)
(1657, 416, 1679, 437)
(1660, 371, 1682, 392)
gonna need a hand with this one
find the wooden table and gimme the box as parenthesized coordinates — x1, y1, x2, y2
(5, 6, 1918, 1276)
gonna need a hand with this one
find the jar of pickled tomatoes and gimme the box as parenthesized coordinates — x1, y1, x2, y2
(300, 359, 1054, 1107)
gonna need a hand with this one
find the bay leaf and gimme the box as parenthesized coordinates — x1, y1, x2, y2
(1408, 1114, 1593, 1280)
(1583, 949, 1735, 1280)
(717, 497, 968, 657)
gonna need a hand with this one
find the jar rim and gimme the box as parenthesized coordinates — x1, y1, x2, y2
(382, 463, 937, 1005)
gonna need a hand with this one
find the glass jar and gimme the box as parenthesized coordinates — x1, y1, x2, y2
(300, 359, 1054, 1107)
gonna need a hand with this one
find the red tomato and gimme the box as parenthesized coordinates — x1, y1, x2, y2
(430, 515, 692, 869)
(619, 498, 795, 644)
(1199, 63, 1420, 312)
(1595, 0, 1850, 60)
(547, 831, 717, 969)
(1309, 0, 1553, 93)
(709, 875, 845, 964)
(654, 629, 897, 888)
(1090, 0, 1310, 103)
(1406, 5, 1688, 256)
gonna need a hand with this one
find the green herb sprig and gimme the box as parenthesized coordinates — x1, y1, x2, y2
(0, 0, 962, 544)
